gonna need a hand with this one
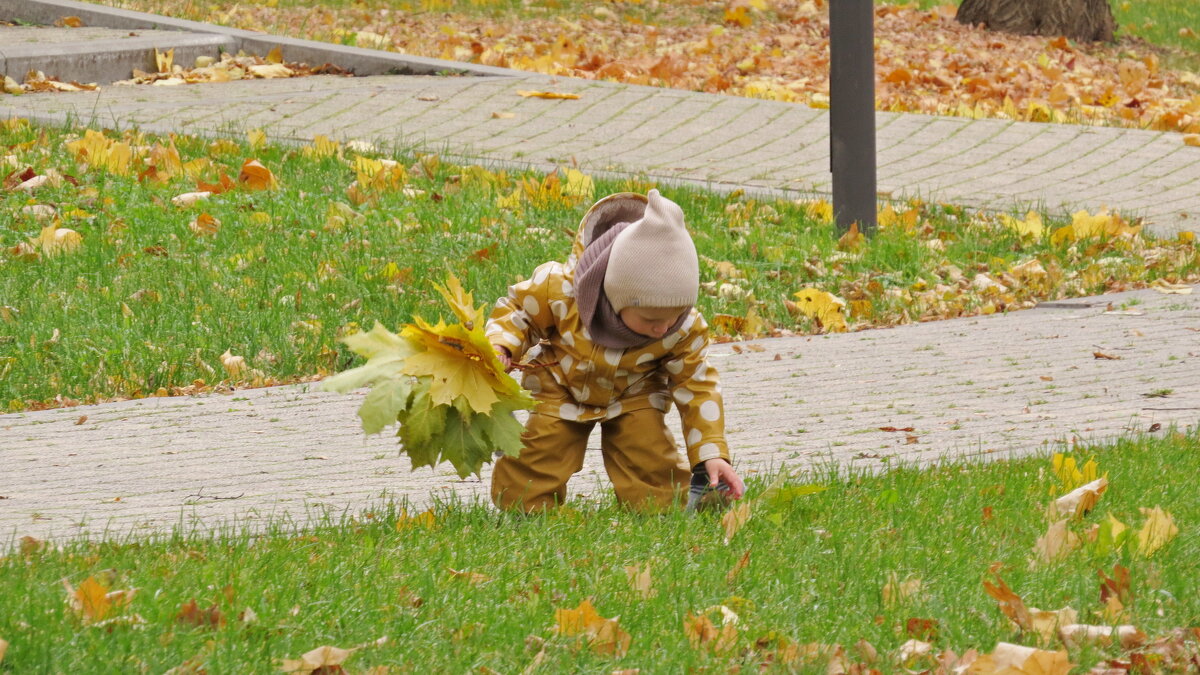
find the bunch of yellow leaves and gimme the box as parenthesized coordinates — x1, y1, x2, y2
(321, 274, 535, 478)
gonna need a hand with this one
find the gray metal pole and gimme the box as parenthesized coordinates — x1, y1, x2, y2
(829, 0, 877, 235)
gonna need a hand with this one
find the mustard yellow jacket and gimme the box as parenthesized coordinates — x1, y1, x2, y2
(485, 196, 729, 467)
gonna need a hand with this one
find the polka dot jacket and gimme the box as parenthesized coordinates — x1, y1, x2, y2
(485, 215, 729, 468)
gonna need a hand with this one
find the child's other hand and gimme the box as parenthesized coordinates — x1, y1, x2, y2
(704, 458, 745, 500)
(493, 345, 513, 372)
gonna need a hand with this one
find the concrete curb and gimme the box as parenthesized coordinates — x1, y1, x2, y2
(1, 29, 235, 84)
(1, 0, 537, 79)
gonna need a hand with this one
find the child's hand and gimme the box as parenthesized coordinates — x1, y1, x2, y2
(704, 458, 745, 500)
(493, 345, 513, 372)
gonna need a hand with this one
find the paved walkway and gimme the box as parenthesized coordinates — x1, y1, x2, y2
(1, 3, 1199, 545)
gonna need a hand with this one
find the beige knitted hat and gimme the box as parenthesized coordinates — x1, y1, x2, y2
(603, 189, 699, 312)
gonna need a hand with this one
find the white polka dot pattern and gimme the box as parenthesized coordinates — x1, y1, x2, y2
(483, 245, 729, 466)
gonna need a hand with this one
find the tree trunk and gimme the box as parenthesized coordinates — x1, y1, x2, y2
(956, 0, 1115, 43)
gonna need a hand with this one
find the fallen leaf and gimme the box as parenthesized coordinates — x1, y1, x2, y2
(188, 212, 221, 236)
(238, 159, 277, 190)
(1034, 518, 1080, 563)
(19, 536, 45, 555)
(155, 47, 174, 73)
(491, 111, 516, 119)
(176, 598, 224, 628)
(721, 502, 751, 544)
(683, 610, 737, 653)
(279, 645, 354, 674)
(74, 415, 87, 425)
(1150, 279, 1193, 294)
(552, 599, 630, 657)
(1093, 351, 1121, 360)
(971, 643, 1073, 674)
(516, 90, 581, 99)
(0, 637, 6, 664)
(1136, 506, 1178, 557)
(726, 548, 751, 584)
(790, 288, 848, 332)
(879, 426, 915, 432)
(1059, 623, 1147, 649)
(395, 509, 436, 530)
(624, 563, 655, 599)
(171, 191, 212, 207)
(983, 574, 1032, 631)
(1050, 477, 1107, 519)
(448, 568, 492, 584)
(220, 350, 247, 377)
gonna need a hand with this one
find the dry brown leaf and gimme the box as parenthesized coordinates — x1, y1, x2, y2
(970, 643, 1073, 674)
(279, 645, 354, 674)
(176, 598, 224, 628)
(1098, 564, 1131, 605)
(883, 573, 923, 608)
(1033, 518, 1080, 563)
(491, 111, 516, 119)
(726, 548, 750, 584)
(447, 568, 491, 585)
(1050, 477, 1107, 519)
(171, 191, 212, 207)
(0, 637, 7, 664)
(983, 573, 1032, 631)
(219, 349, 247, 377)
(721, 502, 751, 544)
(1059, 624, 1147, 649)
(20, 536, 45, 555)
(552, 599, 629, 657)
(624, 563, 655, 599)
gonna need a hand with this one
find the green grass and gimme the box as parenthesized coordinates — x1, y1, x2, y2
(2, 430, 1197, 672)
(2, 119, 1197, 410)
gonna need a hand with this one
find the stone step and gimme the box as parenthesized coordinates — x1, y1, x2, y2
(1, 26, 236, 84)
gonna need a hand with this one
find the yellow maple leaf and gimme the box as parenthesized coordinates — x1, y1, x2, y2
(554, 599, 629, 656)
(791, 288, 848, 333)
(30, 225, 82, 256)
(400, 317, 518, 413)
(1001, 211, 1045, 239)
(434, 273, 485, 328)
(155, 47, 174, 73)
(1050, 209, 1141, 244)
(562, 168, 595, 202)
(1136, 506, 1178, 557)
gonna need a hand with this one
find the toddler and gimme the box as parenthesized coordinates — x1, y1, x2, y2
(487, 189, 745, 512)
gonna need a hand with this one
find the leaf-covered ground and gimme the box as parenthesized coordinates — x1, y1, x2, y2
(2, 119, 1198, 410)
(103, 0, 1200, 134)
(2, 436, 1198, 673)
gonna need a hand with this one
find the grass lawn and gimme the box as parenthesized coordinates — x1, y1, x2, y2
(3, 119, 1197, 411)
(2, 430, 1197, 672)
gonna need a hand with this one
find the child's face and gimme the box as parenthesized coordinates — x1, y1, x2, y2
(619, 306, 688, 339)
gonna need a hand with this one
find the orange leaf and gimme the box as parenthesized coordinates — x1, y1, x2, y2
(516, 90, 581, 100)
(982, 573, 1032, 631)
(238, 159, 277, 191)
(176, 598, 225, 628)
